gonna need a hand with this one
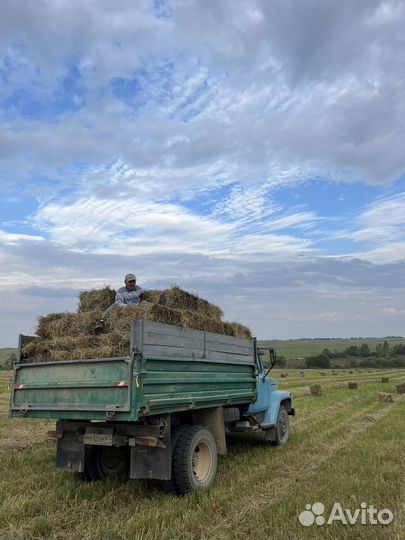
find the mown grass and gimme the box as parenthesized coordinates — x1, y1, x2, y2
(0, 369, 404, 539)
(0, 348, 17, 368)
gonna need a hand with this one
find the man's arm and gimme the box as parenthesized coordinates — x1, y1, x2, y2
(114, 289, 127, 306)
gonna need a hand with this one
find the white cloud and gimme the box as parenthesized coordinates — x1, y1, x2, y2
(0, 230, 44, 244)
(329, 193, 405, 262)
(0, 0, 403, 188)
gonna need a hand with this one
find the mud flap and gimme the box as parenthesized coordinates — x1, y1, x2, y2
(130, 435, 171, 480)
(265, 426, 276, 442)
(56, 437, 85, 472)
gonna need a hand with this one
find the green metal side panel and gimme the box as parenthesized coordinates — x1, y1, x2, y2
(137, 356, 257, 416)
(9, 357, 136, 421)
(9, 321, 257, 421)
(131, 321, 257, 416)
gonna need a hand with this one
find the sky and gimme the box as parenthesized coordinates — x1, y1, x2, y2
(0, 0, 404, 347)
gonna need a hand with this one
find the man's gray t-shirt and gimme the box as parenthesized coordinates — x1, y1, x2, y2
(115, 285, 143, 306)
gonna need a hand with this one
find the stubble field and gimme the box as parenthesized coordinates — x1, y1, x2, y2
(0, 367, 404, 540)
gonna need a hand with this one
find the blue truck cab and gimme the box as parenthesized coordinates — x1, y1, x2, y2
(244, 344, 295, 444)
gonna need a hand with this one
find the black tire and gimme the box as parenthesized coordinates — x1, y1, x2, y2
(160, 424, 189, 493)
(173, 425, 218, 494)
(84, 445, 129, 481)
(272, 406, 290, 446)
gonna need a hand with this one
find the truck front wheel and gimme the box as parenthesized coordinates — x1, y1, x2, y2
(173, 425, 218, 494)
(84, 446, 129, 481)
(272, 406, 290, 446)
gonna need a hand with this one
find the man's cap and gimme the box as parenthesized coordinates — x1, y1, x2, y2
(124, 273, 136, 282)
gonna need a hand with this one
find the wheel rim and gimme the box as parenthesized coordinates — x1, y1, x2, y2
(99, 447, 128, 477)
(192, 441, 212, 482)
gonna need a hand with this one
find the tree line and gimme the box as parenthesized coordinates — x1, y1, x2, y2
(305, 341, 405, 369)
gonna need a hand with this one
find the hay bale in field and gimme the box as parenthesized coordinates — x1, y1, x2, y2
(348, 382, 358, 389)
(378, 392, 393, 403)
(310, 384, 323, 396)
(395, 383, 405, 394)
(280, 372, 287, 378)
(381, 377, 389, 383)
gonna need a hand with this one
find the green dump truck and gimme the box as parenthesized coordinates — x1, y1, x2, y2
(9, 320, 294, 493)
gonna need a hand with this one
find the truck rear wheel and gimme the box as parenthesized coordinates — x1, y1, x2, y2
(84, 446, 129, 481)
(272, 406, 289, 446)
(160, 424, 188, 493)
(173, 425, 217, 494)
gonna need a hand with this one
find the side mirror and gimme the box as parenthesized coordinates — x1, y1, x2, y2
(264, 348, 277, 379)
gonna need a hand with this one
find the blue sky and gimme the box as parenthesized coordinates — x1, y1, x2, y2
(0, 0, 404, 346)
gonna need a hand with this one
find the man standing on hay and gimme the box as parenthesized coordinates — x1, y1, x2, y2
(94, 273, 144, 334)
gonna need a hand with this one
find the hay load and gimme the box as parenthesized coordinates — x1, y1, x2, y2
(21, 285, 252, 363)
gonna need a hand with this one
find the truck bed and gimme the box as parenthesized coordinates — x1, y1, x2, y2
(10, 320, 257, 421)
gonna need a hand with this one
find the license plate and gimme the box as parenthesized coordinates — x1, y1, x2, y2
(84, 429, 113, 446)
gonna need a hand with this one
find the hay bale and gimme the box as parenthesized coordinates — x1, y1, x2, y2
(37, 310, 101, 339)
(150, 286, 223, 320)
(395, 383, 405, 394)
(141, 289, 162, 304)
(78, 286, 116, 312)
(310, 384, 323, 396)
(225, 321, 252, 339)
(348, 382, 358, 389)
(106, 303, 251, 339)
(378, 392, 393, 403)
(280, 373, 287, 378)
(381, 377, 389, 383)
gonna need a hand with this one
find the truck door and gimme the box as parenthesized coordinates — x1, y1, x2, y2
(247, 348, 270, 414)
